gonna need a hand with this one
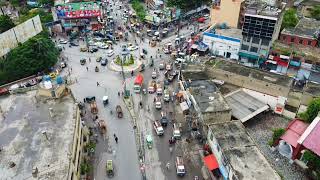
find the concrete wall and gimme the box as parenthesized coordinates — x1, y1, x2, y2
(207, 68, 291, 97)
(0, 15, 43, 57)
(203, 110, 231, 124)
(210, 0, 243, 28)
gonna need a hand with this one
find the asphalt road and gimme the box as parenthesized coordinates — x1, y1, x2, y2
(56, 0, 207, 179)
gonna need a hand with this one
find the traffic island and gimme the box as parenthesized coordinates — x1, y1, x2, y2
(108, 55, 143, 72)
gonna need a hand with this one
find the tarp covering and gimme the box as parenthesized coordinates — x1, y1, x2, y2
(203, 154, 219, 170)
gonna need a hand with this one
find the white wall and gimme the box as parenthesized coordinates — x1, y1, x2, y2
(203, 34, 240, 60)
(0, 15, 43, 57)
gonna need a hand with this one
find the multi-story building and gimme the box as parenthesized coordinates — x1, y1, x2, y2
(239, 1, 286, 67)
(280, 18, 320, 48)
(53, 1, 103, 32)
(210, 0, 245, 28)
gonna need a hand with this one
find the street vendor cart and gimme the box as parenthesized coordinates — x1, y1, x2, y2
(90, 101, 98, 114)
(116, 105, 123, 118)
(106, 160, 114, 177)
(98, 120, 107, 135)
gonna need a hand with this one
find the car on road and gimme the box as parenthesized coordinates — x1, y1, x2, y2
(164, 89, 170, 102)
(166, 63, 172, 71)
(173, 123, 181, 139)
(153, 120, 164, 136)
(90, 47, 98, 53)
(175, 58, 185, 64)
(106, 50, 114, 57)
(152, 71, 157, 79)
(69, 42, 79, 46)
(80, 47, 88, 52)
(96, 57, 102, 62)
(128, 45, 138, 51)
(101, 59, 107, 66)
(155, 99, 162, 109)
(175, 156, 186, 176)
(160, 111, 168, 126)
(159, 63, 165, 70)
(59, 39, 68, 44)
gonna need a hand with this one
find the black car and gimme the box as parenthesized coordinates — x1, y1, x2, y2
(69, 42, 79, 46)
(90, 48, 98, 53)
(101, 59, 107, 66)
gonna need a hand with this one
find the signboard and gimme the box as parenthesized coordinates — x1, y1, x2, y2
(56, 2, 101, 19)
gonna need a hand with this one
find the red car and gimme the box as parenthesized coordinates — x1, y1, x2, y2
(0, 88, 9, 96)
(197, 17, 205, 23)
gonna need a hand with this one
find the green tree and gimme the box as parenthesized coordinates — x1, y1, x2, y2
(131, 0, 146, 21)
(0, 15, 15, 33)
(0, 31, 59, 85)
(38, 0, 54, 7)
(18, 8, 53, 24)
(167, 0, 211, 12)
(310, 5, 320, 20)
(299, 98, 320, 123)
(282, 8, 298, 29)
(9, 0, 20, 7)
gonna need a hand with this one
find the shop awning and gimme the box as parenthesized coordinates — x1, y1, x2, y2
(203, 154, 219, 170)
(238, 52, 259, 60)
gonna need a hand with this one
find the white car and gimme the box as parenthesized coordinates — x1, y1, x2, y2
(128, 45, 138, 51)
(153, 120, 164, 136)
(59, 39, 68, 44)
(106, 50, 114, 57)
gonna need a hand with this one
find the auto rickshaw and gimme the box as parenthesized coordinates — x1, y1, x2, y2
(80, 58, 86, 65)
(85, 96, 96, 103)
(106, 160, 114, 177)
(146, 135, 153, 149)
(103, 96, 109, 106)
(95, 66, 99, 72)
(139, 64, 145, 72)
(90, 101, 98, 114)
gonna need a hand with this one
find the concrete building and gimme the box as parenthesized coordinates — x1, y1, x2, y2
(207, 121, 281, 180)
(53, 1, 102, 32)
(210, 0, 244, 28)
(239, 1, 286, 67)
(280, 18, 320, 48)
(203, 28, 242, 60)
(0, 92, 89, 179)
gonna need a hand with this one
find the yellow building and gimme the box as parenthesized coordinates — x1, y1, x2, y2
(210, 0, 244, 28)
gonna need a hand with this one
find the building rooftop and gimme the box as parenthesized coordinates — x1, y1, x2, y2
(214, 28, 242, 40)
(188, 80, 231, 113)
(0, 91, 76, 179)
(225, 89, 269, 122)
(181, 64, 209, 80)
(208, 121, 281, 180)
(215, 60, 293, 87)
(298, 117, 320, 156)
(244, 0, 285, 18)
(304, 81, 320, 96)
(282, 18, 320, 39)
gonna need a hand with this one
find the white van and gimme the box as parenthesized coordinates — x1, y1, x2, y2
(175, 156, 186, 176)
(173, 123, 181, 139)
(175, 58, 185, 64)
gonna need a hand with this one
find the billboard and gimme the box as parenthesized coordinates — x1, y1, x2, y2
(56, 2, 101, 19)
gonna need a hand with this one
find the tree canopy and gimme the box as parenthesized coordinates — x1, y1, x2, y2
(299, 98, 320, 123)
(310, 5, 320, 20)
(0, 15, 15, 33)
(282, 8, 298, 29)
(38, 0, 54, 7)
(0, 31, 59, 85)
(166, 0, 211, 12)
(18, 8, 53, 24)
(131, 0, 146, 21)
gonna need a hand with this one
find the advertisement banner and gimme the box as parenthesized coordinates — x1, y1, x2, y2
(56, 2, 101, 19)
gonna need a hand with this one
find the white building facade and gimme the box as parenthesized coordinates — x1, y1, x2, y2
(203, 32, 241, 60)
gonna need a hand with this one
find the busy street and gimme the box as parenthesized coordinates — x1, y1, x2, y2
(55, 0, 209, 179)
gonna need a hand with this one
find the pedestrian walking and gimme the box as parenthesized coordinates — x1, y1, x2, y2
(166, 162, 170, 170)
(86, 67, 88, 71)
(97, 82, 100, 86)
(89, 58, 91, 63)
(70, 67, 72, 72)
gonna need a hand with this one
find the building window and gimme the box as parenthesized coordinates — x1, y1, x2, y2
(308, 40, 312, 45)
(261, 39, 269, 46)
(241, 44, 249, 51)
(252, 37, 260, 44)
(250, 46, 258, 53)
(299, 39, 303, 44)
(291, 37, 295, 43)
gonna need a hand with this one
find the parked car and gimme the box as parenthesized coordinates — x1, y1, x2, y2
(96, 57, 102, 62)
(160, 111, 168, 126)
(60, 61, 67, 68)
(59, 39, 68, 44)
(101, 59, 107, 66)
(106, 50, 114, 57)
(0, 88, 9, 96)
(90, 47, 98, 53)
(159, 63, 165, 70)
(69, 42, 79, 46)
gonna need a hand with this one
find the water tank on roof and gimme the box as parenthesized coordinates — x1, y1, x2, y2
(220, 23, 227, 29)
(43, 75, 51, 81)
(56, 76, 63, 84)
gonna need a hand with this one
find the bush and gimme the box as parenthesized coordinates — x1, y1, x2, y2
(0, 31, 59, 85)
(269, 128, 285, 146)
(282, 8, 298, 29)
(80, 162, 92, 175)
(131, 0, 146, 21)
(114, 55, 134, 66)
(299, 98, 320, 123)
